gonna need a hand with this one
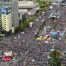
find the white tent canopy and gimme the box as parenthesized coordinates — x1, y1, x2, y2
(4, 51, 12, 56)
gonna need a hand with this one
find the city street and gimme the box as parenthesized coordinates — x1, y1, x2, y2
(0, 4, 66, 66)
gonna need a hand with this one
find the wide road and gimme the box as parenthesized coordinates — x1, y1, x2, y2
(0, 5, 66, 66)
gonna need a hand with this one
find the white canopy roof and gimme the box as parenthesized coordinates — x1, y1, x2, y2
(19, 9, 28, 13)
(4, 51, 12, 56)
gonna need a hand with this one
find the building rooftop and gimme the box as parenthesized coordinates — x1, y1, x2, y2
(18, 1, 39, 8)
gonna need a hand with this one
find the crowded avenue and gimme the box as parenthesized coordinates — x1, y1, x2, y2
(0, 4, 66, 66)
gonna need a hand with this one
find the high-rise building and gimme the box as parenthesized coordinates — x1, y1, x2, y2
(0, 0, 19, 33)
(1, 7, 12, 32)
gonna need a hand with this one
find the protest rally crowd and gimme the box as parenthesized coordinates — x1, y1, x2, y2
(0, 5, 66, 66)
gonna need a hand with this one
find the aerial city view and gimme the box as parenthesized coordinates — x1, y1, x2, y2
(0, 0, 66, 66)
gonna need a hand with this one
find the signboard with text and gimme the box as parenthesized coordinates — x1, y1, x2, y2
(1, 7, 7, 15)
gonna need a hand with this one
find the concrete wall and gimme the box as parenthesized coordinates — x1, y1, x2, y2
(12, 1, 19, 28)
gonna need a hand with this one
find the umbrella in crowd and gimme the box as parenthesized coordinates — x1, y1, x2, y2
(50, 32, 58, 35)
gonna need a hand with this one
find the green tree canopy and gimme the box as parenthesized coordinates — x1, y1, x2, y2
(49, 50, 62, 59)
(49, 50, 62, 66)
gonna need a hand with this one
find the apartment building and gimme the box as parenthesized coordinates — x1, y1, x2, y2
(1, 7, 12, 32)
(0, 0, 19, 34)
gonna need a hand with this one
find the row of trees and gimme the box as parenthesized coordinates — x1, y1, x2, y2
(14, 0, 52, 33)
(14, 16, 36, 33)
(34, 1, 52, 37)
(36, 0, 52, 15)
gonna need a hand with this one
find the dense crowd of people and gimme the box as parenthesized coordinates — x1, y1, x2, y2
(0, 5, 66, 66)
